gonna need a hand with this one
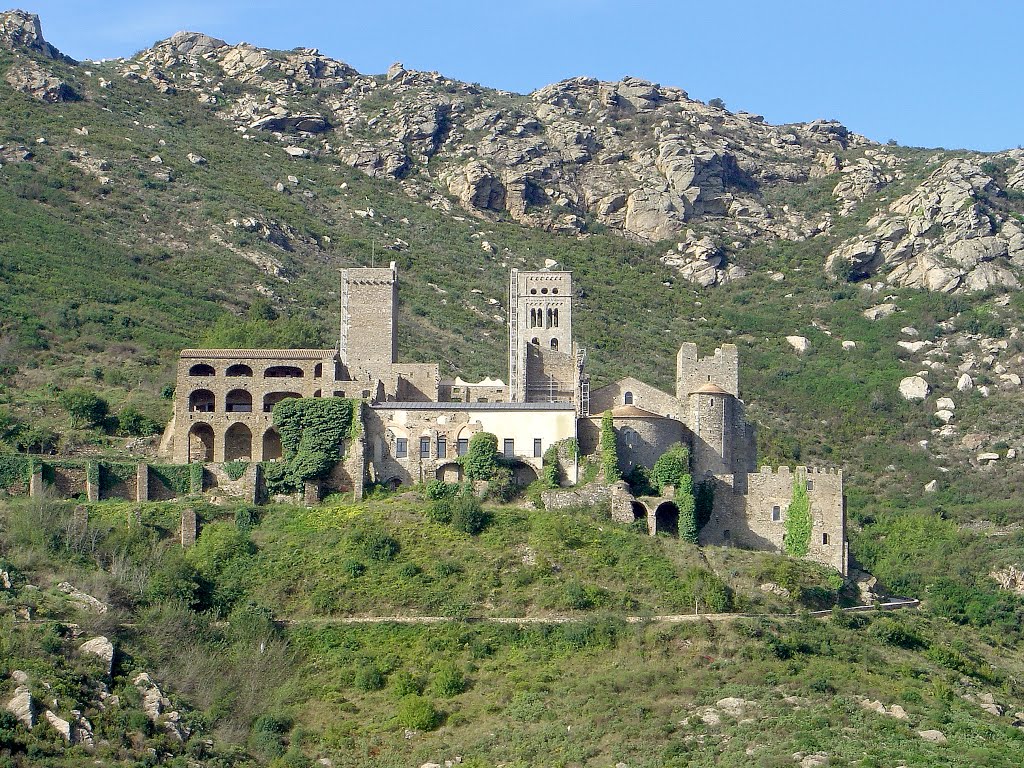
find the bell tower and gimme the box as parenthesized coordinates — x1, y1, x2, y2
(508, 268, 577, 404)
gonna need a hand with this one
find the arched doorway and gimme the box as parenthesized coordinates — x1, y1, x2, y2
(188, 423, 214, 462)
(631, 501, 647, 522)
(511, 462, 539, 486)
(262, 428, 283, 461)
(224, 423, 253, 461)
(654, 501, 679, 537)
(435, 463, 463, 483)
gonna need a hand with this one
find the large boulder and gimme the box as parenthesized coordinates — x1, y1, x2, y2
(5, 685, 33, 728)
(80, 636, 115, 676)
(5, 59, 78, 103)
(899, 376, 930, 401)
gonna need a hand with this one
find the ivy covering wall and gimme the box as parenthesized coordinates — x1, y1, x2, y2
(784, 476, 812, 557)
(599, 411, 620, 483)
(271, 397, 357, 488)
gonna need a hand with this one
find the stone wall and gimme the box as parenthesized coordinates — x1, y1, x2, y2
(589, 377, 680, 419)
(700, 466, 847, 575)
(340, 263, 397, 368)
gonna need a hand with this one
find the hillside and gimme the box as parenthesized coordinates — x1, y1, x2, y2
(3, 8, 1024, 766)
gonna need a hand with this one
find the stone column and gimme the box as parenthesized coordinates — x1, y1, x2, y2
(86, 462, 100, 502)
(29, 470, 43, 499)
(303, 480, 321, 506)
(180, 508, 197, 548)
(136, 463, 149, 503)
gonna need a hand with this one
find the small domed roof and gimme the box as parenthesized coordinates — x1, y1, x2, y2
(691, 382, 731, 396)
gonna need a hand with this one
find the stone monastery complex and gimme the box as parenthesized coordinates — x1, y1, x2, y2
(165, 263, 847, 574)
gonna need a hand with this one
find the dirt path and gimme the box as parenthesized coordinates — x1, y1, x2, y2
(278, 599, 920, 627)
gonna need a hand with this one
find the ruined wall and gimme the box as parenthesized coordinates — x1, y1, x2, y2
(438, 377, 507, 403)
(589, 377, 680, 419)
(676, 343, 739, 400)
(700, 466, 847, 575)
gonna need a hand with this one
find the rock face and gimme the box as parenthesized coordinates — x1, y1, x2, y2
(827, 159, 1024, 293)
(991, 565, 1024, 594)
(5, 685, 34, 728)
(0, 10, 72, 61)
(57, 582, 109, 613)
(5, 59, 78, 102)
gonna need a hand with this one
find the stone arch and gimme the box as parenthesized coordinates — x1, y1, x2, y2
(188, 423, 214, 462)
(189, 389, 215, 412)
(264, 391, 301, 412)
(224, 423, 253, 461)
(264, 365, 304, 378)
(654, 501, 679, 537)
(189, 363, 215, 376)
(511, 461, 539, 486)
(435, 462, 463, 483)
(262, 428, 283, 461)
(225, 389, 253, 413)
(226, 363, 253, 377)
(624, 391, 634, 405)
(630, 500, 646, 522)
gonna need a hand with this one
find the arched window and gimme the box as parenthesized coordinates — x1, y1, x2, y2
(550, 338, 558, 351)
(189, 363, 215, 377)
(225, 389, 252, 413)
(262, 428, 283, 461)
(263, 391, 301, 412)
(264, 365, 304, 378)
(314, 363, 323, 378)
(624, 391, 634, 405)
(552, 308, 558, 327)
(546, 308, 553, 327)
(189, 389, 215, 413)
(822, 532, 830, 545)
(226, 364, 253, 377)
(531, 337, 539, 345)
(187, 423, 214, 462)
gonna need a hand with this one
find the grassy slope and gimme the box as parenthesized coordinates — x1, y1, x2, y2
(3, 496, 1024, 767)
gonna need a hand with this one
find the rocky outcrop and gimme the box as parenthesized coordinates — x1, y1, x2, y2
(827, 159, 1024, 293)
(0, 10, 72, 61)
(134, 672, 189, 742)
(5, 684, 34, 728)
(990, 564, 1024, 595)
(5, 58, 78, 102)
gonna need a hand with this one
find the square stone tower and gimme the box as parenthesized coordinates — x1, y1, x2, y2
(340, 262, 397, 368)
(508, 268, 577, 404)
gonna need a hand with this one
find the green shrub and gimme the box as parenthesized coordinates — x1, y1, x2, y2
(116, 406, 161, 436)
(390, 670, 424, 698)
(354, 529, 400, 561)
(223, 460, 249, 481)
(425, 480, 460, 500)
(234, 504, 263, 533)
(150, 464, 192, 495)
(354, 661, 386, 691)
(450, 493, 490, 535)
(430, 663, 466, 697)
(651, 443, 690, 493)
(58, 388, 108, 429)
(461, 432, 498, 481)
(0, 455, 30, 491)
(485, 466, 515, 502)
(396, 694, 439, 731)
(683, 568, 731, 613)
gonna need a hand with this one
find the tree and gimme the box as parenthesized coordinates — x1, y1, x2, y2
(651, 443, 690, 493)
(784, 476, 812, 557)
(461, 432, 498, 481)
(58, 388, 108, 429)
(708, 97, 726, 110)
(599, 411, 620, 483)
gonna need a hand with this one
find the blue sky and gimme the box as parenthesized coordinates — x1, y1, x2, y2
(20, 1, 1023, 151)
